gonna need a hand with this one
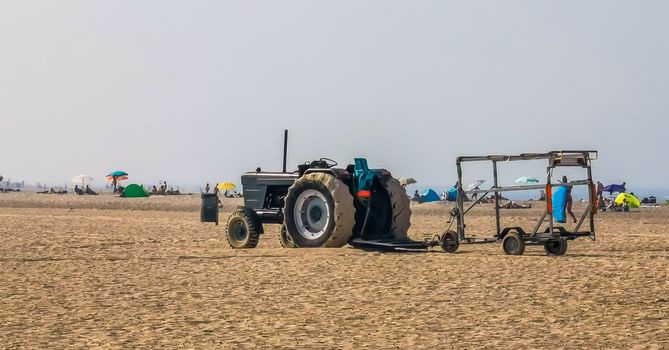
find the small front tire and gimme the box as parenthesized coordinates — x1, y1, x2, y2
(225, 209, 261, 249)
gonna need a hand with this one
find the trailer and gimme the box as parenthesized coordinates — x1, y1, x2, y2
(442, 150, 599, 255)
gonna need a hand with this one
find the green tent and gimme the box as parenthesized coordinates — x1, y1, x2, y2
(121, 184, 149, 198)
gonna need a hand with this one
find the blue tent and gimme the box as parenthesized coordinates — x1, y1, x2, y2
(446, 187, 458, 201)
(421, 189, 441, 203)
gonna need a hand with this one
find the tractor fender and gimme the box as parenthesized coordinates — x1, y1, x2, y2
(235, 206, 264, 234)
(303, 168, 350, 181)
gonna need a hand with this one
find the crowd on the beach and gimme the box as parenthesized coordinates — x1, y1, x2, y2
(203, 183, 242, 198)
(408, 176, 656, 215)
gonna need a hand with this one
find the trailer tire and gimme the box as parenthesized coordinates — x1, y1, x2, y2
(279, 225, 295, 248)
(384, 177, 412, 240)
(544, 239, 568, 255)
(225, 209, 261, 249)
(502, 232, 525, 255)
(441, 230, 459, 253)
(284, 172, 355, 248)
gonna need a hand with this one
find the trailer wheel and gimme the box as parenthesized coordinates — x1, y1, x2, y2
(441, 230, 459, 253)
(225, 209, 261, 249)
(279, 225, 295, 248)
(502, 232, 525, 255)
(544, 239, 568, 255)
(284, 172, 355, 247)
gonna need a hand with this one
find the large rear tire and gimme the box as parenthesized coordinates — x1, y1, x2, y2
(384, 177, 412, 240)
(225, 209, 261, 249)
(283, 172, 355, 247)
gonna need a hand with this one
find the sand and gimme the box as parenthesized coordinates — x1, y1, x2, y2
(0, 193, 667, 349)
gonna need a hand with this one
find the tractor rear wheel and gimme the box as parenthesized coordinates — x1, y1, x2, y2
(279, 225, 295, 248)
(225, 209, 261, 249)
(384, 177, 412, 240)
(283, 172, 355, 247)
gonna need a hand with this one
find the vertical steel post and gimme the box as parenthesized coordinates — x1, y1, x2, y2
(547, 165, 553, 235)
(456, 159, 465, 240)
(587, 162, 595, 238)
(492, 160, 501, 237)
(282, 129, 288, 173)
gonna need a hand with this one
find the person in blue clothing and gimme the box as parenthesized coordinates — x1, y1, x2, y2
(561, 176, 577, 223)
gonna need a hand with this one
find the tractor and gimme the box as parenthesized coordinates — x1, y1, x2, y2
(225, 156, 416, 249)
(221, 130, 456, 251)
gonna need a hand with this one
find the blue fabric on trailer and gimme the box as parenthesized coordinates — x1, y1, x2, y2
(552, 186, 568, 223)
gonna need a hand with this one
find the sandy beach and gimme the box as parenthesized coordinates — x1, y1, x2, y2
(0, 193, 667, 349)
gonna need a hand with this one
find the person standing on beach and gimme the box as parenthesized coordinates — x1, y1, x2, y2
(205, 183, 210, 193)
(562, 176, 577, 223)
(111, 176, 118, 193)
(213, 183, 222, 208)
(596, 181, 604, 206)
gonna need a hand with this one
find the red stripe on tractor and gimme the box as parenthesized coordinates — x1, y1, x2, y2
(358, 190, 371, 199)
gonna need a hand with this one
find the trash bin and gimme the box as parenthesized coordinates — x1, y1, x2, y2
(201, 193, 219, 224)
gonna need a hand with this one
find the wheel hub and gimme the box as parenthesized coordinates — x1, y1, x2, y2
(231, 221, 247, 242)
(293, 189, 331, 240)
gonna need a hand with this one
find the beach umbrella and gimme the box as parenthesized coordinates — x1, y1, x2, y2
(108, 171, 128, 177)
(615, 193, 640, 208)
(398, 177, 417, 186)
(515, 176, 539, 184)
(71, 175, 93, 187)
(217, 182, 236, 190)
(603, 183, 626, 194)
(105, 175, 128, 181)
(466, 179, 485, 191)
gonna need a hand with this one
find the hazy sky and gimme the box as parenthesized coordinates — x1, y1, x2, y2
(1, 1, 667, 191)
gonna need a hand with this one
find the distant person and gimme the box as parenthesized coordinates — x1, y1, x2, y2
(596, 181, 604, 207)
(213, 184, 222, 208)
(85, 185, 98, 195)
(472, 186, 479, 200)
(151, 186, 158, 195)
(562, 176, 577, 223)
(412, 190, 421, 201)
(205, 183, 210, 193)
(111, 176, 118, 193)
(74, 185, 84, 195)
(539, 190, 547, 201)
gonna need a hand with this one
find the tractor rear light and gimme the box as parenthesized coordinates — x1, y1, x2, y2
(358, 190, 371, 199)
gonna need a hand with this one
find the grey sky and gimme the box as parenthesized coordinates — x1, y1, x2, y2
(1, 1, 667, 191)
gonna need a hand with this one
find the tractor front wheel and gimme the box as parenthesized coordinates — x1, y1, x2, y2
(225, 209, 261, 249)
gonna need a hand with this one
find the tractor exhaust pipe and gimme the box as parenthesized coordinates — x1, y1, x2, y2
(282, 129, 288, 173)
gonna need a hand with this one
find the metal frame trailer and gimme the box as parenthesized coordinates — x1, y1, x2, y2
(451, 150, 598, 255)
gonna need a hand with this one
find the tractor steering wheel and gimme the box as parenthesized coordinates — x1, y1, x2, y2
(320, 158, 338, 168)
